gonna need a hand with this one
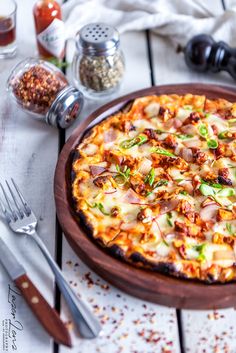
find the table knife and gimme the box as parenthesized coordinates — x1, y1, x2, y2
(0, 237, 72, 348)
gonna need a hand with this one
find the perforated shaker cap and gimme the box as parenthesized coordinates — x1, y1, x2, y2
(76, 23, 120, 56)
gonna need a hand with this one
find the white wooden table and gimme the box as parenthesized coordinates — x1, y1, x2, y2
(1, 1, 236, 353)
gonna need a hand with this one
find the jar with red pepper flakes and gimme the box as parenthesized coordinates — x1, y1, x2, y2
(7, 58, 84, 128)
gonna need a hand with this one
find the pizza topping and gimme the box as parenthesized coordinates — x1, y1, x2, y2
(218, 130, 236, 140)
(86, 201, 110, 216)
(159, 106, 172, 121)
(137, 208, 153, 223)
(144, 168, 155, 187)
(198, 124, 208, 138)
(215, 143, 226, 159)
(180, 148, 193, 162)
(211, 124, 219, 135)
(143, 128, 159, 140)
(193, 243, 207, 262)
(89, 165, 107, 177)
(114, 165, 131, 186)
(207, 139, 218, 149)
(111, 206, 120, 217)
(151, 146, 176, 157)
(120, 134, 148, 149)
(200, 204, 219, 222)
(166, 212, 173, 227)
(218, 168, 232, 186)
(217, 208, 236, 221)
(96, 203, 110, 215)
(130, 175, 146, 196)
(183, 112, 201, 125)
(199, 183, 235, 198)
(122, 188, 142, 204)
(213, 250, 235, 263)
(192, 148, 208, 165)
(176, 199, 194, 217)
(162, 135, 177, 149)
(104, 128, 118, 143)
(159, 199, 179, 215)
(119, 120, 136, 133)
(73, 94, 236, 282)
(226, 223, 234, 235)
(80, 143, 98, 156)
(93, 175, 113, 189)
(104, 150, 124, 165)
(138, 158, 153, 174)
(144, 102, 160, 118)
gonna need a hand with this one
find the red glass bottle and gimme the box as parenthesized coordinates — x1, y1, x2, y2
(33, 0, 65, 60)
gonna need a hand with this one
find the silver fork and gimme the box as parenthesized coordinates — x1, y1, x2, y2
(0, 178, 102, 339)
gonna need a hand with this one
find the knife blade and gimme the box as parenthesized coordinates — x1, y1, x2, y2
(0, 237, 72, 347)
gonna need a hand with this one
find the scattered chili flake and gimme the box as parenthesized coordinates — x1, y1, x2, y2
(93, 304, 101, 313)
(84, 272, 94, 286)
(65, 320, 74, 331)
(161, 348, 172, 353)
(133, 319, 142, 325)
(207, 311, 220, 320)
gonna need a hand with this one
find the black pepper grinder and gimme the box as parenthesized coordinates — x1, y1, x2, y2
(184, 34, 236, 80)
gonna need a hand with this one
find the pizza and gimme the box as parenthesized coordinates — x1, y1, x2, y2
(71, 93, 236, 283)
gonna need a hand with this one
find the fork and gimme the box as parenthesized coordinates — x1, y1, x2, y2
(0, 178, 102, 339)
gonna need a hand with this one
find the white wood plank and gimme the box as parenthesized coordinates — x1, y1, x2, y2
(0, 1, 59, 352)
(224, 0, 236, 10)
(59, 31, 181, 353)
(182, 308, 236, 353)
(150, 3, 236, 350)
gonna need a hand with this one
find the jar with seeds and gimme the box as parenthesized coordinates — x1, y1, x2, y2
(7, 57, 84, 128)
(72, 23, 125, 98)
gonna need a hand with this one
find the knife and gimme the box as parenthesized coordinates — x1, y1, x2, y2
(0, 237, 72, 348)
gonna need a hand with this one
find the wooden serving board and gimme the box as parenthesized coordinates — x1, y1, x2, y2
(54, 83, 236, 310)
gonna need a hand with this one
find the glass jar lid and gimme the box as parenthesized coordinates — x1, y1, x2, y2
(76, 23, 120, 56)
(46, 86, 84, 128)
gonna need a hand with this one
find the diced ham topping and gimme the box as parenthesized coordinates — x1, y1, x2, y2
(104, 128, 118, 143)
(89, 165, 107, 177)
(159, 199, 179, 215)
(122, 188, 143, 204)
(200, 204, 219, 222)
(180, 148, 193, 162)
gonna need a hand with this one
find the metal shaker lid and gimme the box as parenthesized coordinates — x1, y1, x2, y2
(46, 86, 84, 129)
(76, 23, 120, 56)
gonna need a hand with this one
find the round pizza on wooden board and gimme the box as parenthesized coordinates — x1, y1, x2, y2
(71, 93, 236, 283)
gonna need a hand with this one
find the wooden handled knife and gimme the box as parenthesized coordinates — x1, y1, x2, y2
(0, 237, 72, 348)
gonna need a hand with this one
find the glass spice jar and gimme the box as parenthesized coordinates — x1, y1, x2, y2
(72, 23, 125, 98)
(7, 57, 84, 128)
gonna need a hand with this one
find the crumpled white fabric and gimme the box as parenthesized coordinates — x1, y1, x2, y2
(62, 0, 236, 46)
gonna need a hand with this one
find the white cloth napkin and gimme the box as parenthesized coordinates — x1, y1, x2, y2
(62, 0, 236, 46)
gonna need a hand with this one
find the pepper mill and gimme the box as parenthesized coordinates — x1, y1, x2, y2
(184, 34, 236, 80)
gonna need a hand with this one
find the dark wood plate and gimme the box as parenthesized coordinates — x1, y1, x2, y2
(54, 83, 236, 309)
